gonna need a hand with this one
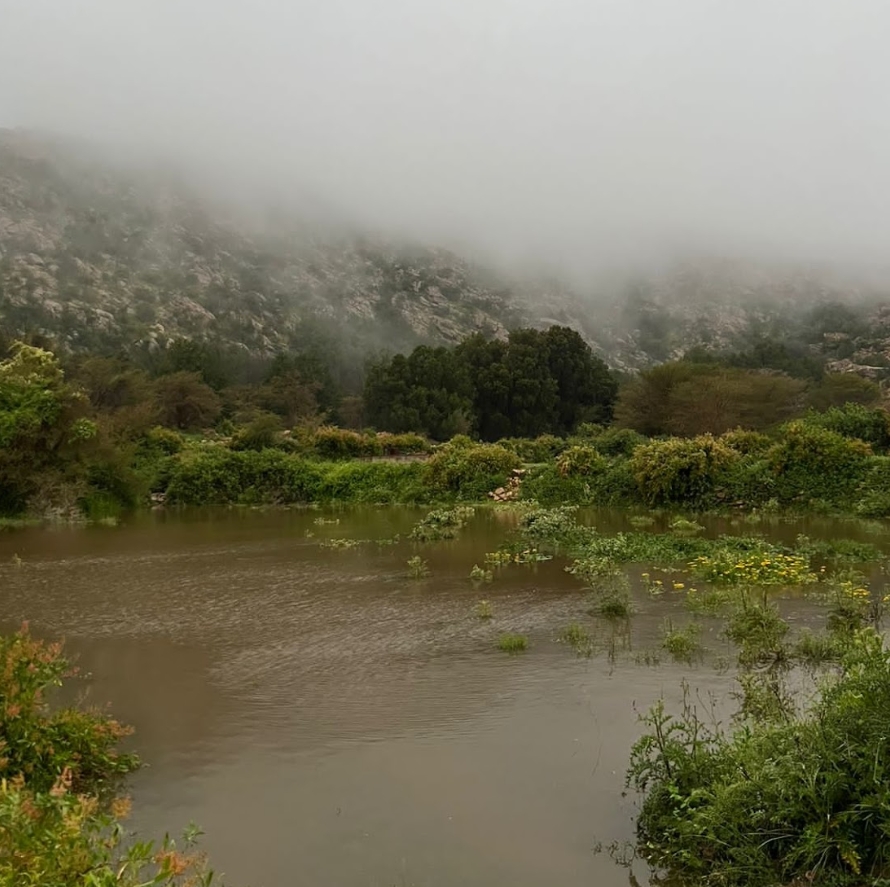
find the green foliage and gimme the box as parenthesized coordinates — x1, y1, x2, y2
(367, 327, 617, 441)
(165, 448, 427, 505)
(229, 412, 283, 451)
(150, 371, 221, 431)
(0, 626, 220, 886)
(806, 372, 882, 411)
(560, 622, 592, 655)
(768, 421, 871, 505)
(616, 362, 804, 437)
(628, 630, 890, 886)
(497, 434, 566, 463)
(497, 633, 529, 653)
(406, 555, 430, 579)
(424, 439, 520, 499)
(469, 564, 493, 582)
(310, 426, 383, 459)
(0, 343, 96, 514)
(409, 505, 475, 541)
(856, 456, 890, 517)
(0, 785, 216, 887)
(630, 434, 739, 508)
(555, 445, 606, 477)
(802, 403, 890, 452)
(718, 428, 772, 455)
(474, 599, 493, 619)
(661, 620, 702, 663)
(0, 626, 138, 794)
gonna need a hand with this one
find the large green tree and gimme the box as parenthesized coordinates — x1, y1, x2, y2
(0, 344, 96, 513)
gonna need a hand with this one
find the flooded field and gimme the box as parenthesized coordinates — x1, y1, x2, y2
(0, 507, 886, 886)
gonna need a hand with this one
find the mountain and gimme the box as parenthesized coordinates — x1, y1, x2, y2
(2, 128, 889, 380)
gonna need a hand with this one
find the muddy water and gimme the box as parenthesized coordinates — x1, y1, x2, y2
(0, 508, 886, 887)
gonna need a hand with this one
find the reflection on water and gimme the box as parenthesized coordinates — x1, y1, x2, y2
(0, 507, 886, 886)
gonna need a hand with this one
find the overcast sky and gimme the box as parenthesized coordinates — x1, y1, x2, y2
(1, 0, 887, 273)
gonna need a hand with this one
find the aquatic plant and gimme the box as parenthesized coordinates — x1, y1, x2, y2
(668, 516, 704, 534)
(660, 620, 702, 663)
(497, 633, 529, 653)
(407, 556, 430, 579)
(408, 505, 475, 541)
(689, 551, 816, 586)
(469, 564, 493, 583)
(560, 622, 592, 656)
(474, 600, 493, 620)
(628, 514, 656, 528)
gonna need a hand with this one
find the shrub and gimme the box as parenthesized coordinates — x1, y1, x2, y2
(229, 413, 282, 451)
(628, 629, 890, 887)
(310, 426, 382, 459)
(424, 440, 520, 499)
(630, 435, 739, 508)
(497, 434, 566, 463)
(802, 404, 890, 452)
(586, 426, 646, 457)
(719, 428, 772, 456)
(768, 421, 871, 505)
(0, 627, 138, 795)
(556, 445, 606, 477)
(376, 432, 430, 456)
(855, 455, 890, 517)
(164, 448, 427, 505)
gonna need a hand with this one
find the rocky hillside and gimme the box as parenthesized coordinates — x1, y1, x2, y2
(0, 129, 524, 358)
(2, 128, 889, 378)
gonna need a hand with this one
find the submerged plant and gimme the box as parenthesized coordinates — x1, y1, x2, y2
(409, 506, 475, 541)
(668, 516, 704, 534)
(469, 564, 493, 583)
(497, 633, 529, 653)
(474, 600, 493, 620)
(407, 556, 430, 579)
(560, 622, 592, 656)
(660, 620, 702, 663)
(628, 514, 656, 528)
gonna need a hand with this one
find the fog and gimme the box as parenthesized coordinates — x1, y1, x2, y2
(2, 0, 888, 275)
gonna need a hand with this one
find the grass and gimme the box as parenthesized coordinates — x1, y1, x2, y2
(497, 633, 529, 653)
(560, 622, 592, 656)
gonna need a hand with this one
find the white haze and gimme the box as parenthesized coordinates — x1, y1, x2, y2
(1, 0, 888, 277)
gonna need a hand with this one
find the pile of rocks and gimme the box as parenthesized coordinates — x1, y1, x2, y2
(489, 468, 526, 502)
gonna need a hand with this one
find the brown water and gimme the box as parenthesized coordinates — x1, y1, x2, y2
(0, 507, 886, 887)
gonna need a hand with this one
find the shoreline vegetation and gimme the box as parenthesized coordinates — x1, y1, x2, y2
(1, 329, 889, 524)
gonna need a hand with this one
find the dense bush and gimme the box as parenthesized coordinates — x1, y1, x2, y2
(497, 434, 566, 463)
(556, 445, 607, 477)
(164, 448, 427, 505)
(855, 455, 890, 517)
(768, 422, 871, 505)
(0, 626, 220, 886)
(629, 629, 890, 886)
(802, 403, 890, 452)
(424, 439, 520, 499)
(630, 435, 739, 508)
(310, 426, 383, 459)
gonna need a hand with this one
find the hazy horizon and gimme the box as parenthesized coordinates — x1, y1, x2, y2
(2, 1, 888, 278)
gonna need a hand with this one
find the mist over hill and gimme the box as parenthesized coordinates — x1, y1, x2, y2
(2, 129, 890, 384)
